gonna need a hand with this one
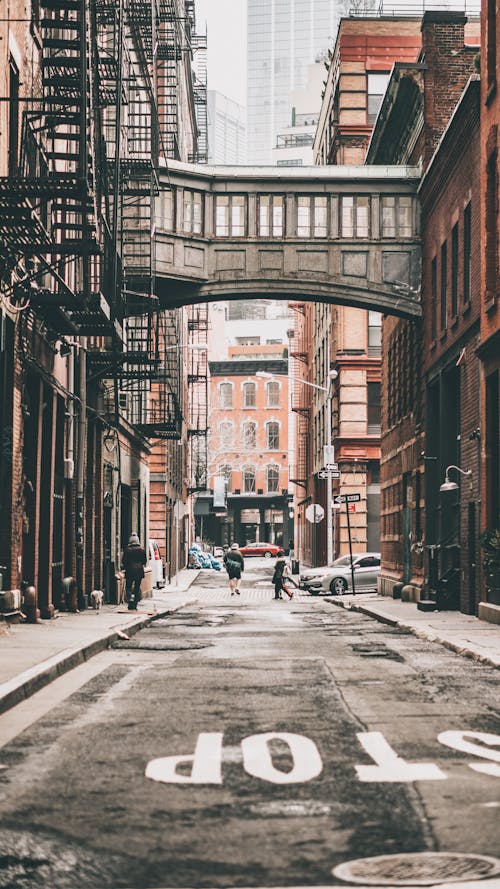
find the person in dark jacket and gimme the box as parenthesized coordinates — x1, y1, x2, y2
(122, 533, 147, 610)
(272, 548, 294, 600)
(223, 543, 244, 596)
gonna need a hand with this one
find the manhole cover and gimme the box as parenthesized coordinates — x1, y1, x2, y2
(332, 852, 500, 886)
(111, 639, 211, 650)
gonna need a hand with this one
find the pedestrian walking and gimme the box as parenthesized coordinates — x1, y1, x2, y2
(272, 548, 296, 600)
(122, 533, 147, 610)
(223, 543, 244, 596)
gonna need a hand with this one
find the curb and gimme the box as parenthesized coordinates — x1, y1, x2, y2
(324, 597, 500, 670)
(0, 603, 188, 716)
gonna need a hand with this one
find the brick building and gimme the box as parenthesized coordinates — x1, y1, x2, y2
(478, 0, 500, 620)
(202, 349, 290, 549)
(367, 12, 482, 613)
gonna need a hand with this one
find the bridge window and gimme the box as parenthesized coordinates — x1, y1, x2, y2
(382, 196, 413, 238)
(243, 421, 257, 449)
(266, 421, 280, 450)
(243, 382, 256, 408)
(341, 196, 370, 238)
(266, 380, 280, 407)
(183, 190, 203, 235)
(297, 196, 328, 238)
(267, 464, 280, 493)
(243, 465, 256, 493)
(215, 195, 246, 236)
(219, 421, 233, 448)
(219, 382, 233, 408)
(258, 195, 284, 237)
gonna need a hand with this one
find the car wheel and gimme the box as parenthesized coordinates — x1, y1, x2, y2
(330, 577, 348, 595)
(264, 551, 272, 558)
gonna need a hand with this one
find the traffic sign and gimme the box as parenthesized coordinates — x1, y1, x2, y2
(317, 470, 340, 479)
(323, 463, 338, 471)
(305, 503, 324, 523)
(334, 493, 361, 504)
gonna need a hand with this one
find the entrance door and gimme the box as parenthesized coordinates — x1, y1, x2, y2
(402, 473, 412, 585)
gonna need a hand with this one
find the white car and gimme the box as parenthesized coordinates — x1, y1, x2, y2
(300, 553, 381, 596)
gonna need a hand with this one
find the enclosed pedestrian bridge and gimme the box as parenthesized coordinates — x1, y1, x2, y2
(154, 160, 422, 319)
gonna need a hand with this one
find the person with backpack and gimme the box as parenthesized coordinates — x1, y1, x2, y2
(223, 543, 244, 596)
(122, 532, 147, 610)
(272, 548, 295, 600)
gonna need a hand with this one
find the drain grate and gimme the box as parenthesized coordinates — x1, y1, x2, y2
(332, 852, 500, 886)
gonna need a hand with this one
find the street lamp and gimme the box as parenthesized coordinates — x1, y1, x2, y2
(256, 369, 338, 565)
(439, 465, 472, 493)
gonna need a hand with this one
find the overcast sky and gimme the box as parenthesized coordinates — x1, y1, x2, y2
(195, 0, 247, 107)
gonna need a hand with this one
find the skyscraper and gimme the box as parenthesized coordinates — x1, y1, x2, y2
(247, 0, 344, 165)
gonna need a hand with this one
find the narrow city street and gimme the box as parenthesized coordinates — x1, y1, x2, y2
(0, 561, 498, 889)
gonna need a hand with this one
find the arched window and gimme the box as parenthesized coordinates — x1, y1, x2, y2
(243, 420, 257, 449)
(243, 464, 256, 493)
(219, 382, 233, 408)
(219, 421, 233, 448)
(266, 380, 280, 407)
(266, 421, 279, 450)
(243, 381, 256, 408)
(267, 464, 280, 493)
(220, 464, 232, 492)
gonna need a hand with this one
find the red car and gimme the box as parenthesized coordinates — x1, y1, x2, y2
(238, 542, 281, 558)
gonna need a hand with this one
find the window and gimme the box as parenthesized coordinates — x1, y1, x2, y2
(219, 382, 233, 408)
(258, 195, 284, 237)
(367, 72, 390, 124)
(8, 56, 19, 177)
(243, 381, 256, 408)
(451, 222, 459, 318)
(440, 240, 447, 331)
(266, 380, 280, 407)
(487, 0, 497, 94)
(381, 196, 412, 238)
(367, 382, 381, 433)
(368, 311, 381, 354)
(243, 421, 257, 449)
(183, 190, 203, 234)
(297, 196, 328, 238)
(219, 421, 233, 448)
(243, 465, 256, 493)
(215, 195, 246, 236)
(266, 421, 279, 450)
(267, 464, 280, 492)
(341, 196, 370, 238)
(486, 149, 498, 301)
(463, 202, 471, 305)
(431, 256, 437, 340)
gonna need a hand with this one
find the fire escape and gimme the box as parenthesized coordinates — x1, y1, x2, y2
(187, 303, 208, 492)
(289, 303, 310, 488)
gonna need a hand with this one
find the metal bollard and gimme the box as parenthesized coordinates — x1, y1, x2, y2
(23, 585, 39, 623)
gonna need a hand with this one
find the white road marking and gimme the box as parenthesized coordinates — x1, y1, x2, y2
(146, 732, 223, 784)
(241, 732, 323, 784)
(355, 731, 447, 782)
(438, 731, 500, 778)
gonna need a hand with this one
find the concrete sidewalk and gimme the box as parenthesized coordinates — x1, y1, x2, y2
(0, 569, 201, 715)
(325, 593, 500, 669)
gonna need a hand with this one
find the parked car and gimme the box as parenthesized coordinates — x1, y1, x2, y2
(300, 553, 381, 596)
(239, 542, 281, 558)
(149, 539, 164, 588)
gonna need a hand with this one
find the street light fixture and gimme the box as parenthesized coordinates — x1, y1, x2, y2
(439, 465, 472, 493)
(256, 368, 338, 565)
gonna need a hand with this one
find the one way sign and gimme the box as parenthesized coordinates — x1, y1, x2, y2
(334, 493, 361, 504)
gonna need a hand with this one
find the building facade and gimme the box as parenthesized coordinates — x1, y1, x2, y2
(247, 0, 345, 165)
(207, 91, 246, 166)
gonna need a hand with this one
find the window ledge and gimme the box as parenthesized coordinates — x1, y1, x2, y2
(439, 330, 447, 344)
(450, 315, 459, 331)
(486, 80, 497, 107)
(485, 295, 498, 314)
(462, 302, 471, 317)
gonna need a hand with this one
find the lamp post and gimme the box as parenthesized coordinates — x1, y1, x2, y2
(440, 465, 472, 493)
(257, 369, 337, 565)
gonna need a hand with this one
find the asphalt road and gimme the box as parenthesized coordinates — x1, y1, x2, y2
(0, 559, 499, 889)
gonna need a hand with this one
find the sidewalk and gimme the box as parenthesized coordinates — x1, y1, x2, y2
(0, 570, 200, 715)
(325, 593, 500, 669)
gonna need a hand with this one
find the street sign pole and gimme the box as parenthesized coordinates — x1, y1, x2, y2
(313, 504, 317, 567)
(345, 499, 356, 596)
(326, 389, 333, 566)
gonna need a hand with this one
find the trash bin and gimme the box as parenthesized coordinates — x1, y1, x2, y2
(291, 559, 300, 575)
